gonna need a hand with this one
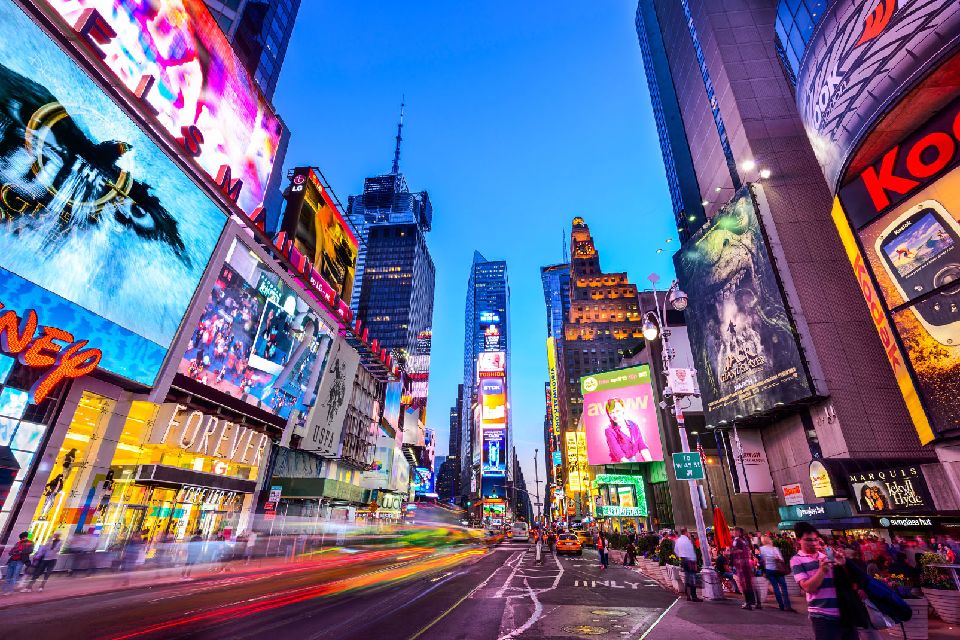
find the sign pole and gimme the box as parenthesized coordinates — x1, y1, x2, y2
(733, 423, 760, 532)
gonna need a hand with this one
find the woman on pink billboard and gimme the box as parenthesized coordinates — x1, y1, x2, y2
(604, 398, 653, 463)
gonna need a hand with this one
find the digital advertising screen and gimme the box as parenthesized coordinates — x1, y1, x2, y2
(481, 428, 506, 476)
(675, 188, 814, 423)
(579, 366, 663, 466)
(479, 378, 506, 424)
(413, 467, 434, 495)
(177, 239, 334, 418)
(0, 0, 226, 386)
(479, 311, 503, 352)
(477, 351, 505, 378)
(41, 0, 284, 221)
(281, 168, 359, 302)
(383, 382, 402, 431)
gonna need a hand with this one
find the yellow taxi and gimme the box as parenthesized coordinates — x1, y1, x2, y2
(555, 532, 582, 556)
(574, 530, 593, 548)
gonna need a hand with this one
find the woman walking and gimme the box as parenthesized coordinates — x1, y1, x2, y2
(759, 535, 795, 611)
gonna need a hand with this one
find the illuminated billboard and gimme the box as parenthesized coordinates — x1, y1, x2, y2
(178, 238, 334, 418)
(479, 311, 502, 352)
(794, 0, 960, 190)
(675, 188, 814, 423)
(546, 338, 561, 436)
(482, 428, 506, 476)
(281, 168, 359, 302)
(383, 382, 402, 431)
(479, 378, 506, 424)
(477, 351, 505, 378)
(40, 0, 283, 221)
(414, 467, 434, 495)
(835, 96, 960, 443)
(579, 366, 663, 465)
(302, 337, 361, 455)
(0, 0, 225, 386)
(565, 431, 587, 493)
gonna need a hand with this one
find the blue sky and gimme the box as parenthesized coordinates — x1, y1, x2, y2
(274, 2, 678, 498)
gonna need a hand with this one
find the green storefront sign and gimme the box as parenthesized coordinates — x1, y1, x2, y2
(778, 501, 853, 522)
(596, 505, 646, 518)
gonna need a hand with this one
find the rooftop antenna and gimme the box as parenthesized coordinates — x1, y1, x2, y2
(562, 228, 568, 262)
(392, 96, 405, 175)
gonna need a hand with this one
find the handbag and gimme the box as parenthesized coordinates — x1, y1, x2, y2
(865, 599, 896, 630)
(773, 557, 789, 576)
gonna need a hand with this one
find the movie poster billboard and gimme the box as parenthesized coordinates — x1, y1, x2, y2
(794, 0, 960, 190)
(481, 428, 506, 476)
(836, 97, 960, 443)
(845, 463, 933, 515)
(302, 337, 361, 456)
(178, 239, 335, 418)
(580, 366, 663, 465)
(0, 0, 226, 387)
(41, 0, 284, 220)
(675, 189, 814, 423)
(281, 168, 359, 302)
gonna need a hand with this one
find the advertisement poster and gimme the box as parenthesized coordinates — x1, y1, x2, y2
(0, 1, 226, 386)
(413, 467, 434, 495)
(837, 97, 960, 442)
(43, 0, 283, 220)
(282, 168, 359, 302)
(303, 337, 361, 455)
(383, 382, 402, 431)
(675, 189, 814, 423)
(730, 427, 774, 494)
(565, 431, 587, 492)
(782, 483, 804, 506)
(479, 311, 502, 352)
(546, 337, 561, 435)
(178, 239, 333, 418)
(579, 366, 662, 465)
(481, 429, 506, 476)
(794, 0, 960, 190)
(477, 351, 505, 378)
(846, 464, 933, 515)
(480, 378, 506, 424)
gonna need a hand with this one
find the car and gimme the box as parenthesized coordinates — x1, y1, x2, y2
(555, 533, 582, 555)
(482, 529, 505, 546)
(574, 530, 593, 547)
(511, 523, 530, 542)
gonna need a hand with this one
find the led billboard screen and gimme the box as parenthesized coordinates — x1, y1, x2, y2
(481, 428, 506, 476)
(281, 168, 359, 302)
(0, 0, 225, 386)
(479, 311, 503, 352)
(178, 239, 333, 418)
(479, 378, 506, 424)
(795, 0, 960, 190)
(580, 366, 662, 465)
(413, 467, 434, 495)
(477, 351, 505, 378)
(675, 189, 814, 423)
(42, 0, 283, 220)
(383, 381, 402, 431)
(836, 96, 960, 443)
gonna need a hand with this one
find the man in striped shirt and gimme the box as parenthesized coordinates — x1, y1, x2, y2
(791, 522, 856, 640)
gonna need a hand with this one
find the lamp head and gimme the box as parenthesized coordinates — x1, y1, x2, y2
(668, 288, 689, 311)
(642, 317, 660, 341)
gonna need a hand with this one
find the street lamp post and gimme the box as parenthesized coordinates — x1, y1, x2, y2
(645, 276, 722, 600)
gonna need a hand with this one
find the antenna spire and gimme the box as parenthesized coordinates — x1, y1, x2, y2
(392, 97, 405, 175)
(562, 228, 568, 262)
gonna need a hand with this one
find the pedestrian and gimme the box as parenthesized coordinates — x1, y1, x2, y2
(535, 530, 544, 565)
(675, 528, 702, 602)
(624, 537, 637, 566)
(791, 522, 858, 640)
(597, 532, 609, 569)
(730, 527, 757, 609)
(759, 535, 794, 611)
(181, 534, 204, 579)
(26, 532, 61, 592)
(714, 548, 741, 594)
(2, 531, 34, 595)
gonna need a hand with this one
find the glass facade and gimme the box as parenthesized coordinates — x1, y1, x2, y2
(775, 0, 827, 81)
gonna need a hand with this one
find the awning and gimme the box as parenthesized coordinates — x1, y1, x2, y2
(136, 464, 257, 493)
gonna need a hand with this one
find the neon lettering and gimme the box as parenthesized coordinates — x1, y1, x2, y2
(74, 8, 116, 61)
(216, 165, 243, 202)
(178, 125, 204, 158)
(134, 75, 160, 116)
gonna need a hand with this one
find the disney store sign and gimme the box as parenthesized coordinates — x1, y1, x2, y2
(847, 464, 932, 515)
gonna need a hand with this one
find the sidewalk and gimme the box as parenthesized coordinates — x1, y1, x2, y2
(609, 551, 957, 640)
(0, 550, 348, 610)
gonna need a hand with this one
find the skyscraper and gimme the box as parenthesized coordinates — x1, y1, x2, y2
(350, 108, 435, 365)
(203, 0, 301, 100)
(540, 263, 570, 520)
(561, 218, 644, 519)
(460, 253, 510, 520)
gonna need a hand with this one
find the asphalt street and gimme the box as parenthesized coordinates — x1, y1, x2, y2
(0, 540, 676, 640)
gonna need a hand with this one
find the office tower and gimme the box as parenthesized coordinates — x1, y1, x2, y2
(540, 263, 570, 520)
(460, 253, 510, 519)
(351, 109, 435, 364)
(203, 0, 301, 100)
(635, 0, 933, 529)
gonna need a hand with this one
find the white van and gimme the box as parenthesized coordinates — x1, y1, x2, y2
(511, 522, 530, 542)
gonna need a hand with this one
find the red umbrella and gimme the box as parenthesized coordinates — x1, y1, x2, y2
(713, 507, 732, 549)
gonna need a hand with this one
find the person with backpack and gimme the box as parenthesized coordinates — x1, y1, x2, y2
(26, 532, 61, 592)
(3, 531, 34, 595)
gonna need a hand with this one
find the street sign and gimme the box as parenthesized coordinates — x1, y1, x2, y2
(269, 486, 282, 502)
(672, 452, 704, 481)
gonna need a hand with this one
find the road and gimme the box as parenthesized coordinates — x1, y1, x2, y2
(0, 536, 677, 640)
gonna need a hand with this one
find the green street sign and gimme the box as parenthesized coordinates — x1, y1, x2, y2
(672, 452, 704, 481)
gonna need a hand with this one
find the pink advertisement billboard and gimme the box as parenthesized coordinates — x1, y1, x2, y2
(41, 0, 283, 220)
(580, 365, 662, 465)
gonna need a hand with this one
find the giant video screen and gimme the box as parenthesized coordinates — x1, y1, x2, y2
(481, 428, 506, 477)
(282, 168, 358, 303)
(675, 188, 814, 423)
(580, 366, 662, 465)
(0, 0, 225, 386)
(42, 0, 283, 220)
(177, 239, 334, 418)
